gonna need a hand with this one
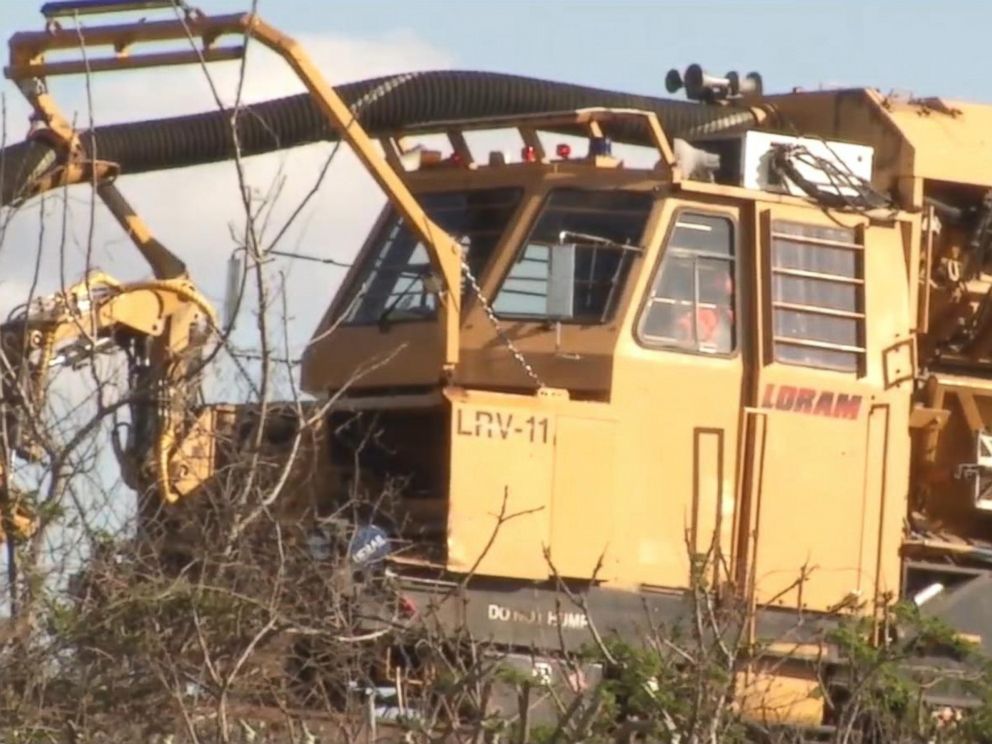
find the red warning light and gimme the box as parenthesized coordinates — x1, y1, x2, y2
(521, 145, 538, 163)
(556, 143, 572, 159)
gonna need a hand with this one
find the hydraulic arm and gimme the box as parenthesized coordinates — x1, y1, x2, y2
(0, 0, 490, 541)
(0, 263, 216, 543)
(5, 1, 467, 373)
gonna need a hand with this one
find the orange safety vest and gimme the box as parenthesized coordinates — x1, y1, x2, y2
(677, 307, 726, 343)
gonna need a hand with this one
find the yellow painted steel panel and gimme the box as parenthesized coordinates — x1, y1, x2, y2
(446, 390, 555, 580)
(749, 383, 871, 611)
(550, 417, 617, 580)
(736, 669, 824, 727)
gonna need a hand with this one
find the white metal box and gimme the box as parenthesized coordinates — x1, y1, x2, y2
(738, 130, 874, 198)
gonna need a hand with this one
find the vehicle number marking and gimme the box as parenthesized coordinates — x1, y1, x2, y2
(456, 409, 550, 444)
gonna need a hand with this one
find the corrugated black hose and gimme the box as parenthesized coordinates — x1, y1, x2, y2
(0, 70, 757, 206)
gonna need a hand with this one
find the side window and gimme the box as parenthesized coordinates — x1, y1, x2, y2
(770, 220, 864, 372)
(492, 190, 653, 323)
(639, 213, 736, 354)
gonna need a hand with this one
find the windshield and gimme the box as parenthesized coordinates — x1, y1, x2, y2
(342, 189, 522, 325)
(492, 189, 654, 322)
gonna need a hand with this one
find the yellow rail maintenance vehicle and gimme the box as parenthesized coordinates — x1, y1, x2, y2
(6, 0, 992, 730)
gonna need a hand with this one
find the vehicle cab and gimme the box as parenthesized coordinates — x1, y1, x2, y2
(299, 107, 916, 643)
(302, 110, 677, 399)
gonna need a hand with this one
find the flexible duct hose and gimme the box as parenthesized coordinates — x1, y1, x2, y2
(0, 70, 757, 207)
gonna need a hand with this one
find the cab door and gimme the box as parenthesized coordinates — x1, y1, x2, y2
(739, 204, 907, 616)
(611, 198, 745, 589)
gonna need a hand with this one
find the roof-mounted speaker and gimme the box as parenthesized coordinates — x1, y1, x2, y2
(666, 64, 763, 103)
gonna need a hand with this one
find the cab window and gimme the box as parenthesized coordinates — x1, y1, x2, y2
(342, 189, 521, 325)
(770, 221, 864, 372)
(492, 189, 653, 322)
(639, 213, 736, 354)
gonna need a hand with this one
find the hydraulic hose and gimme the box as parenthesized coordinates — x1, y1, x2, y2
(0, 70, 758, 207)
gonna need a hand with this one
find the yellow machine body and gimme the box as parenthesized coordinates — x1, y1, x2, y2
(304, 118, 921, 618)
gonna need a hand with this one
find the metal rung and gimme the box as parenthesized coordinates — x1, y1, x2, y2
(42, 0, 181, 18)
(6, 46, 244, 79)
(772, 335, 865, 354)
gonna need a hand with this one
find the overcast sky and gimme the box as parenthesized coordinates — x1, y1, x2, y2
(1, 0, 990, 374)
